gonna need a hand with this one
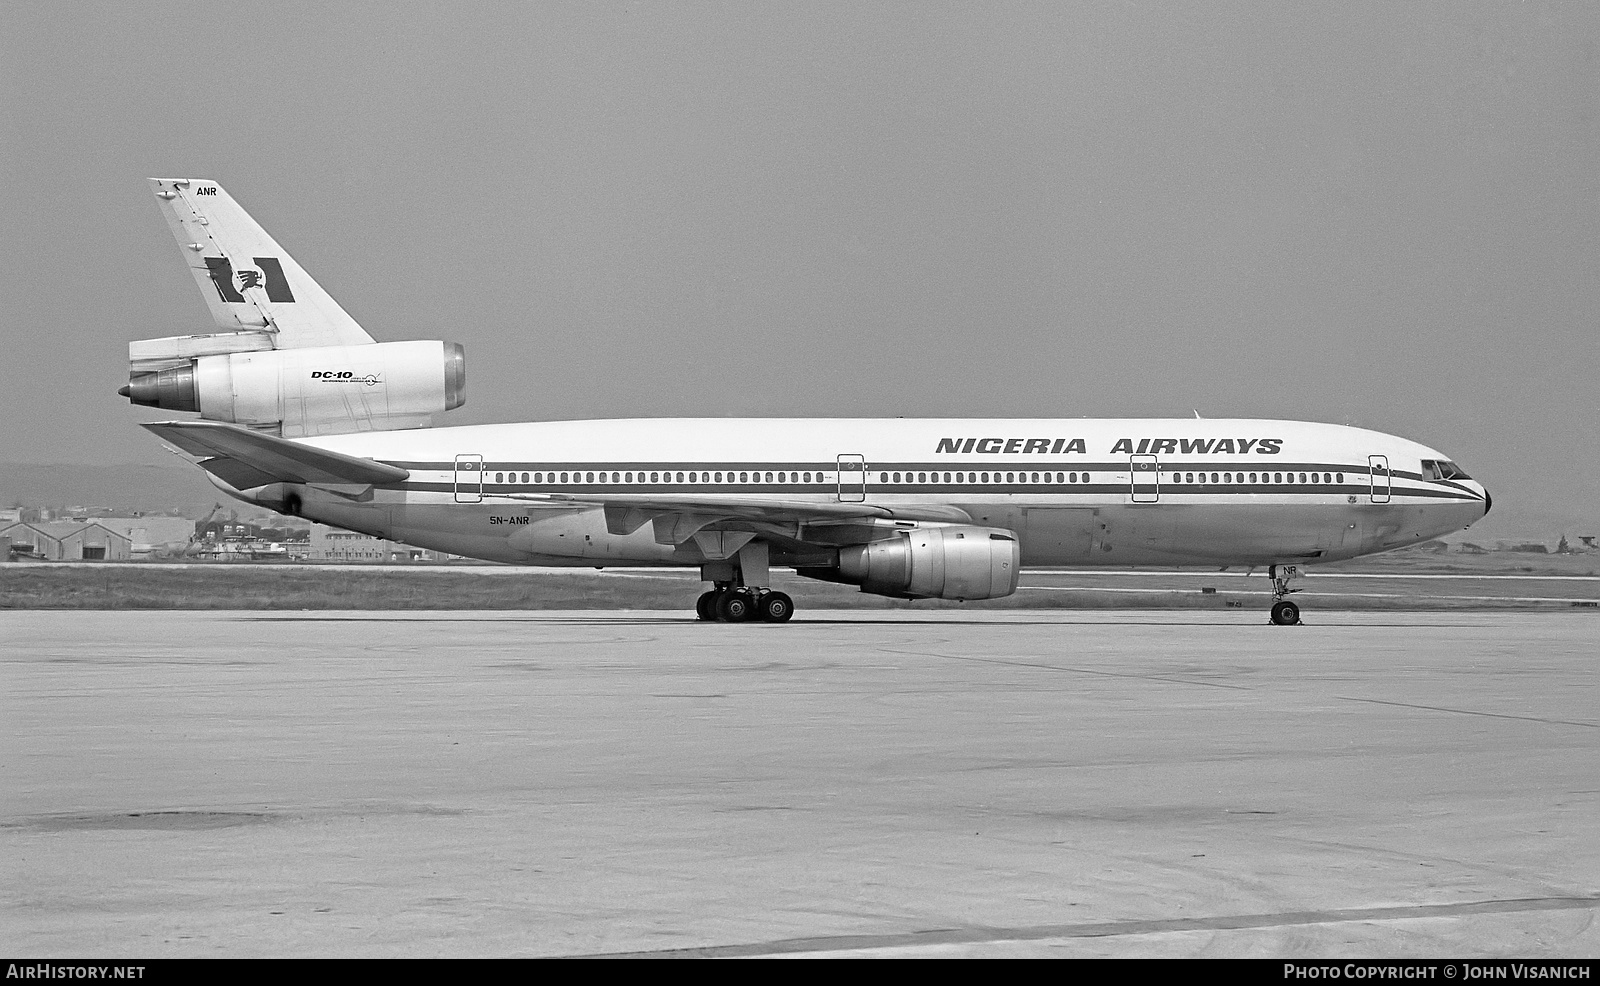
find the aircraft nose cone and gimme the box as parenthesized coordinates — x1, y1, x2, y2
(1483, 490, 1493, 516)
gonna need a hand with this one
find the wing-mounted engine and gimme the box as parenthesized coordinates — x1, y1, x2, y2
(801, 524, 1021, 601)
(122, 338, 465, 437)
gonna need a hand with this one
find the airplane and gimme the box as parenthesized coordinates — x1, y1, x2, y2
(121, 179, 1491, 625)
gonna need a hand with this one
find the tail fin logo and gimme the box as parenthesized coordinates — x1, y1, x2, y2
(203, 256, 296, 304)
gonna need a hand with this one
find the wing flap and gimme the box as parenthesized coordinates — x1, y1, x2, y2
(143, 420, 409, 487)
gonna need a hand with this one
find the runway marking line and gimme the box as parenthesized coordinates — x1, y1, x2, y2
(1028, 572, 1600, 581)
(1339, 697, 1600, 730)
(879, 648, 1257, 691)
(570, 895, 1600, 958)
(1019, 586, 1600, 605)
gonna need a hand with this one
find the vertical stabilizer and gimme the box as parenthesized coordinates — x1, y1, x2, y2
(147, 178, 375, 349)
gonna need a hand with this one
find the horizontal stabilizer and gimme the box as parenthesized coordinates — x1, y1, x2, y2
(143, 420, 409, 489)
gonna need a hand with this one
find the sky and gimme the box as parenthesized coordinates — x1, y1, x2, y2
(3, 1, 1596, 537)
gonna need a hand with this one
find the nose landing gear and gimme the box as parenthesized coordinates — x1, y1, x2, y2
(696, 584, 794, 623)
(1268, 565, 1303, 625)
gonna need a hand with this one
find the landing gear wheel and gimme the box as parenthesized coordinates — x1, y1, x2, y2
(759, 591, 794, 623)
(717, 590, 754, 623)
(1270, 599, 1301, 626)
(695, 590, 718, 621)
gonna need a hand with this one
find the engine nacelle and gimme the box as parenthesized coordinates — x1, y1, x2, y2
(824, 525, 1021, 601)
(123, 340, 465, 437)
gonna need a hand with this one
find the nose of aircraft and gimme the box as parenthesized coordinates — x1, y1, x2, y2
(1483, 489, 1493, 516)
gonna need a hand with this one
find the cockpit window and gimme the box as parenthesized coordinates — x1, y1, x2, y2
(1422, 459, 1472, 481)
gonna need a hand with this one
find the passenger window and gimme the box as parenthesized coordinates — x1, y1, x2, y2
(676, 472, 685, 483)
(739, 472, 748, 483)
(650, 472, 659, 482)
(1274, 473, 1282, 483)
(1336, 472, 1343, 483)
(918, 472, 927, 483)
(804, 472, 812, 483)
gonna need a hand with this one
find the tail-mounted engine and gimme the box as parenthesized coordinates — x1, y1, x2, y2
(803, 525, 1021, 601)
(122, 338, 465, 437)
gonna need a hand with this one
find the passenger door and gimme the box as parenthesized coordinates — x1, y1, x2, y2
(454, 453, 484, 503)
(1130, 454, 1159, 503)
(836, 454, 866, 502)
(1368, 455, 1391, 503)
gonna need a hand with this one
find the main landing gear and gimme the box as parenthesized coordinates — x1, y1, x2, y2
(696, 584, 794, 623)
(1268, 564, 1303, 626)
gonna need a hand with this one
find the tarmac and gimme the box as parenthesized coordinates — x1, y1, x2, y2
(2, 609, 1597, 957)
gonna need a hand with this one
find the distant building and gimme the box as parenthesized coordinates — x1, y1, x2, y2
(94, 516, 196, 556)
(307, 524, 441, 562)
(0, 521, 132, 561)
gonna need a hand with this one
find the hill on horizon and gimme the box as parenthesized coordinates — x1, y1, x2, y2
(2, 462, 224, 517)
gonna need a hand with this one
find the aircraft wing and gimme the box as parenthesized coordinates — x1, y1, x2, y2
(143, 420, 409, 491)
(492, 491, 971, 543)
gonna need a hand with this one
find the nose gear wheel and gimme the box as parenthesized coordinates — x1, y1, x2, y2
(1267, 565, 1304, 625)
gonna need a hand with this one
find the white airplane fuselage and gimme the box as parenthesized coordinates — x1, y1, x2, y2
(127, 179, 1491, 622)
(270, 416, 1489, 570)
